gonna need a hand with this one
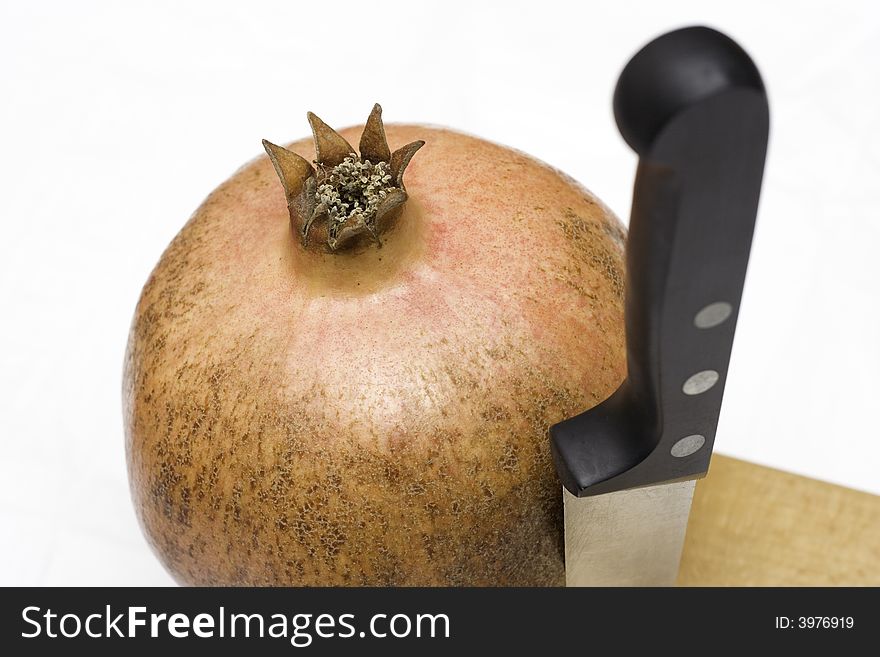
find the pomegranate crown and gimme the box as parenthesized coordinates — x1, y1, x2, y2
(263, 104, 424, 252)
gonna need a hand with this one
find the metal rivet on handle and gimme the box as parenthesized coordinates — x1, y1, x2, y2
(682, 370, 719, 395)
(671, 434, 706, 458)
(694, 301, 733, 329)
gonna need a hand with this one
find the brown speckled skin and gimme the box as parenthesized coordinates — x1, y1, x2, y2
(123, 125, 626, 586)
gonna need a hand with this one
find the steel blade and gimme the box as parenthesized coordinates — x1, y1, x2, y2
(564, 480, 695, 586)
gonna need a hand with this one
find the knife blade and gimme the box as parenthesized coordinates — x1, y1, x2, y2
(550, 26, 770, 586)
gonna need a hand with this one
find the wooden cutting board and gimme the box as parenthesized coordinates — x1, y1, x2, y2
(677, 455, 880, 586)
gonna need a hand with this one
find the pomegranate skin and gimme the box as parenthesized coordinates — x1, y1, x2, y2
(123, 124, 626, 586)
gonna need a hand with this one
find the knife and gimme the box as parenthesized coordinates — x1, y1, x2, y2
(550, 26, 770, 586)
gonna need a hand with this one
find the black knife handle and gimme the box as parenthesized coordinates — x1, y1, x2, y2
(551, 26, 769, 496)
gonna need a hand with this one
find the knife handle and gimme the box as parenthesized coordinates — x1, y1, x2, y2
(551, 26, 769, 496)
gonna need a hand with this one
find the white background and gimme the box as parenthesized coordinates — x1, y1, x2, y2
(1, 1, 877, 585)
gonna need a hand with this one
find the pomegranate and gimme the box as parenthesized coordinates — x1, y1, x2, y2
(124, 105, 626, 585)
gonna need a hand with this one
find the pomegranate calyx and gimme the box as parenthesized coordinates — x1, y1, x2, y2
(263, 104, 424, 253)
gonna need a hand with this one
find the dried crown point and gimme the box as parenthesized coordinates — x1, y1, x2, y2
(262, 104, 424, 252)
